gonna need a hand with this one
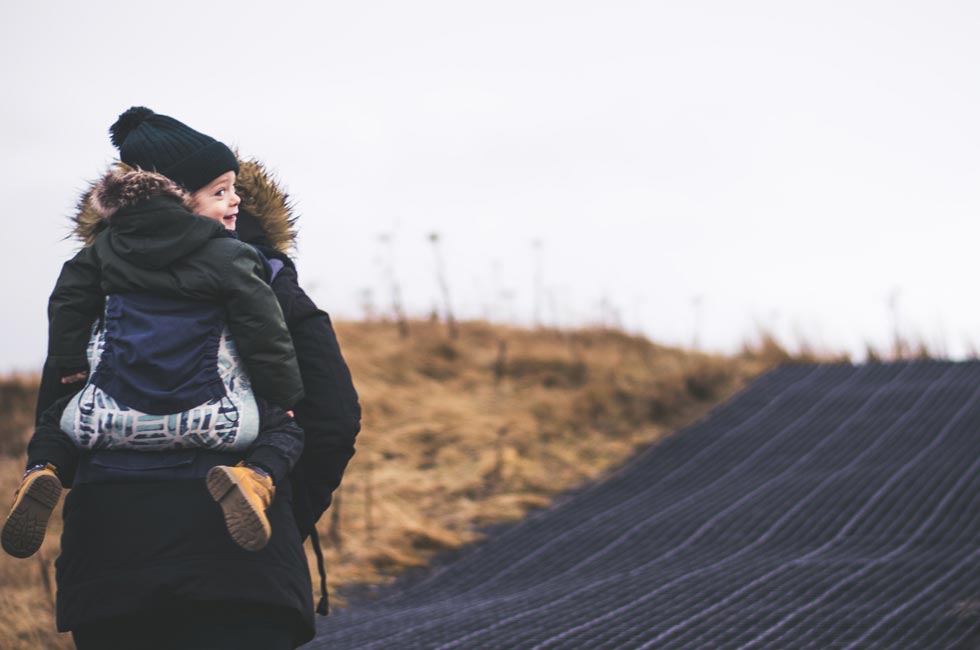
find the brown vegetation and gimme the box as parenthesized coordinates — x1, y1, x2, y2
(297, 320, 783, 601)
(0, 320, 788, 649)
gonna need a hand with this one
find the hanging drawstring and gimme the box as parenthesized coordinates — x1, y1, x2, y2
(218, 395, 240, 425)
(77, 382, 98, 416)
(310, 527, 329, 616)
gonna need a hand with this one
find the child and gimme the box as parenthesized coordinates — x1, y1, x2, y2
(2, 107, 306, 557)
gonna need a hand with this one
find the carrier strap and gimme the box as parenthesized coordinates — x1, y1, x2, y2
(268, 258, 285, 283)
(310, 528, 330, 616)
(73, 449, 242, 486)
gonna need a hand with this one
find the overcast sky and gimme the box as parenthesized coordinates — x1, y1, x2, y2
(2, 1, 979, 371)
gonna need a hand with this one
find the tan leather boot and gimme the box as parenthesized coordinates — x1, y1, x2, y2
(2, 464, 62, 558)
(206, 463, 275, 551)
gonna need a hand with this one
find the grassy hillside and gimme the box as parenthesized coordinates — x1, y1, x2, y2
(0, 320, 779, 649)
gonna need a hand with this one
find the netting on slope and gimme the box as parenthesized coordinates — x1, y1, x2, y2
(306, 361, 980, 650)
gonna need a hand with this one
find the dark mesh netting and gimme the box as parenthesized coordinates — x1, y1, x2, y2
(306, 361, 980, 650)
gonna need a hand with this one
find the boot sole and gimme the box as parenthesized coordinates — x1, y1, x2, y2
(1, 473, 61, 559)
(206, 467, 271, 551)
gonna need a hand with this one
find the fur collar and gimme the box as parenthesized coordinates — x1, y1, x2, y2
(72, 156, 298, 254)
(235, 157, 297, 255)
(73, 164, 190, 243)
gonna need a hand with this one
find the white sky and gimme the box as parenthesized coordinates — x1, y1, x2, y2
(2, 0, 979, 371)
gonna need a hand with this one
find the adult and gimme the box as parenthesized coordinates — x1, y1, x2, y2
(32, 110, 361, 649)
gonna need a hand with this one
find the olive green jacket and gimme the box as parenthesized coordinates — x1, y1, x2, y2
(47, 167, 304, 408)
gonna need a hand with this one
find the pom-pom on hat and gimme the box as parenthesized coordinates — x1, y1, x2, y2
(109, 106, 239, 192)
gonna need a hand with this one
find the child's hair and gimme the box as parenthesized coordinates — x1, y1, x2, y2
(109, 106, 238, 192)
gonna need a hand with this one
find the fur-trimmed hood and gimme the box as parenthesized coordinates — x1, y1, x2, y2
(72, 157, 298, 254)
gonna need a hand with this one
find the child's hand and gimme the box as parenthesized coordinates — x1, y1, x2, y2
(286, 410, 295, 418)
(60, 372, 88, 385)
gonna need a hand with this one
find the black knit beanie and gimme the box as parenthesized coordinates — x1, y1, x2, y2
(109, 106, 239, 192)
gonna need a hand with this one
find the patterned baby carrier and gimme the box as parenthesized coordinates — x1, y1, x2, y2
(60, 294, 259, 451)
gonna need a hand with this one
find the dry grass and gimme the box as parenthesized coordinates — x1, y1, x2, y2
(0, 374, 39, 458)
(309, 320, 773, 599)
(0, 455, 73, 649)
(0, 319, 781, 647)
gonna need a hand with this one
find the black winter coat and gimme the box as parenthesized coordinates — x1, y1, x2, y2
(52, 402, 316, 646)
(252, 244, 361, 536)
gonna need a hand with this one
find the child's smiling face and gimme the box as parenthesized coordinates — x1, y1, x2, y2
(190, 171, 240, 230)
